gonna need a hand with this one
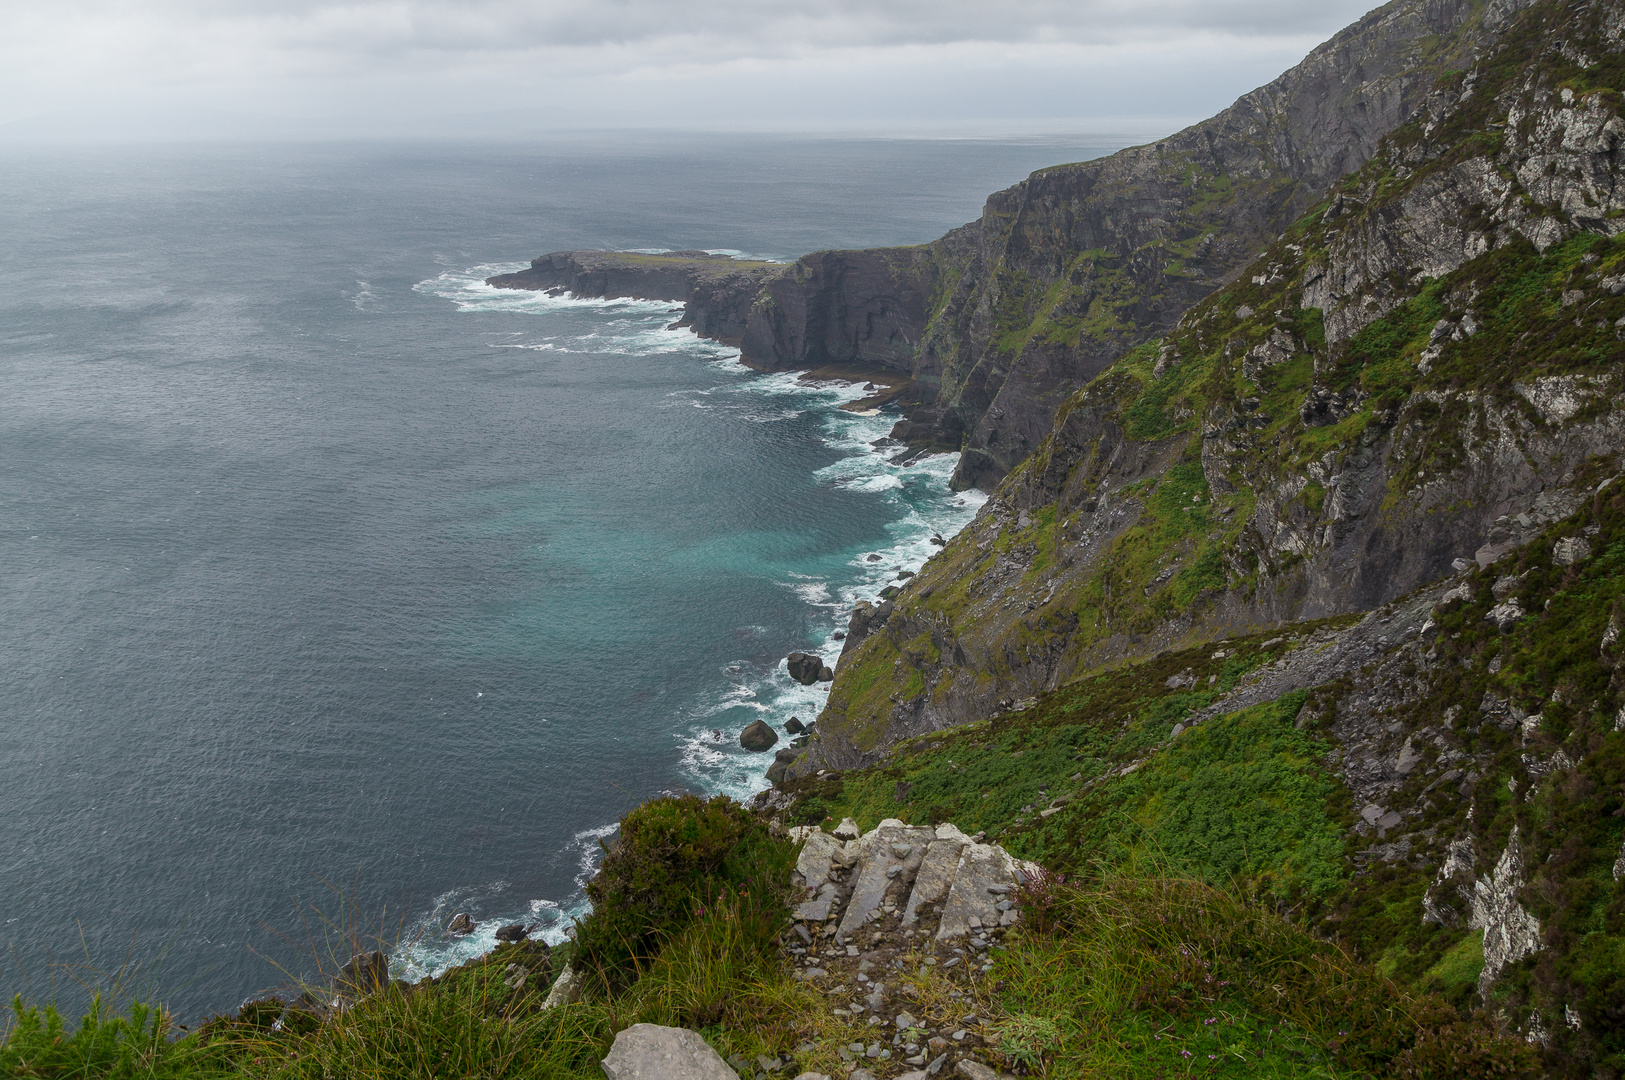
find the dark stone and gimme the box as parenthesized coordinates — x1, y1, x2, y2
(930, 535, 946, 546)
(765, 746, 801, 783)
(338, 950, 389, 994)
(786, 652, 824, 685)
(866, 554, 883, 562)
(740, 719, 779, 752)
(785, 716, 806, 734)
(447, 912, 475, 936)
(832, 630, 847, 640)
(494, 923, 528, 943)
(818, 666, 835, 682)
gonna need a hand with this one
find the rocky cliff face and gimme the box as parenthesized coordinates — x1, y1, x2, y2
(495, 0, 1532, 479)
(487, 250, 780, 346)
(771, 464, 1625, 1066)
(806, 0, 1625, 772)
(707, 0, 1533, 487)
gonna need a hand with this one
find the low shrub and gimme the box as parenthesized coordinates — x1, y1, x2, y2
(573, 794, 796, 993)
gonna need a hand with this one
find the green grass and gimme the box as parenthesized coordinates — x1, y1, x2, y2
(982, 875, 1538, 1078)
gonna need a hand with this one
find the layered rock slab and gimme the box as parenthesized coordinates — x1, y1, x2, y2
(789, 820, 1037, 944)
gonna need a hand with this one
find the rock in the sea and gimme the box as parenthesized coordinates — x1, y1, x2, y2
(786, 653, 824, 685)
(601, 1023, 740, 1080)
(494, 922, 528, 942)
(338, 950, 389, 994)
(766, 746, 800, 783)
(818, 665, 835, 682)
(740, 719, 779, 752)
(447, 912, 475, 936)
(785, 716, 806, 735)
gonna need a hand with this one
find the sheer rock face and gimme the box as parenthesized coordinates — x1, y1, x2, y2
(494, 0, 1532, 483)
(926, 0, 1532, 490)
(486, 250, 778, 347)
(799, 0, 1625, 774)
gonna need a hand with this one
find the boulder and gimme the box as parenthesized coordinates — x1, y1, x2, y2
(494, 922, 528, 942)
(818, 666, 835, 682)
(785, 716, 805, 735)
(601, 1023, 740, 1080)
(740, 720, 779, 752)
(447, 912, 475, 936)
(786, 653, 824, 685)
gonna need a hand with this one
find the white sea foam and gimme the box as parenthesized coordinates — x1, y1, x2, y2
(349, 279, 378, 312)
(395, 261, 984, 978)
(668, 363, 984, 804)
(390, 821, 616, 983)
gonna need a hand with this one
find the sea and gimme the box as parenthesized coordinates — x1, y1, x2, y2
(0, 133, 1126, 1021)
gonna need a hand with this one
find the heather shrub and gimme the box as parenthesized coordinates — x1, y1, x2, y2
(573, 794, 795, 992)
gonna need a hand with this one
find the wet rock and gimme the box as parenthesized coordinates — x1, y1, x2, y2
(447, 912, 475, 936)
(785, 717, 806, 735)
(601, 1024, 740, 1080)
(494, 923, 528, 943)
(766, 746, 801, 783)
(337, 950, 389, 994)
(818, 665, 835, 682)
(786, 653, 824, 685)
(740, 720, 779, 752)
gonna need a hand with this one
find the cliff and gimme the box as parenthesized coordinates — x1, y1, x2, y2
(487, 250, 783, 347)
(780, 2, 1625, 1058)
(806, 0, 1625, 771)
(496, 0, 1537, 485)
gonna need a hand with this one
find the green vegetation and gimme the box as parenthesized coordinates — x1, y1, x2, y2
(989, 875, 1537, 1078)
(783, 621, 1351, 863)
(576, 794, 795, 992)
(2, 797, 815, 1080)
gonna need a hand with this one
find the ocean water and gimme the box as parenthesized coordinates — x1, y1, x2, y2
(0, 134, 1125, 1019)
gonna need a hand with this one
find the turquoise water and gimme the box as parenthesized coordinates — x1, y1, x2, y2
(0, 135, 1121, 1018)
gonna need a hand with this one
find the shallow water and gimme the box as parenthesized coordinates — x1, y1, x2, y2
(0, 134, 1124, 1018)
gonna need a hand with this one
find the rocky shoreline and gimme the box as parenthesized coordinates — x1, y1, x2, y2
(487, 250, 955, 451)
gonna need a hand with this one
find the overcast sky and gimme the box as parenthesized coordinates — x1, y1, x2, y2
(0, 0, 1384, 139)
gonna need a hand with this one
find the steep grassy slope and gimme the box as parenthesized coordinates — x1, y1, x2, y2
(805, 0, 1625, 769)
(778, 470, 1625, 1073)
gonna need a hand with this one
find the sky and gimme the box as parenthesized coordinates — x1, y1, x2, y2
(0, 0, 1385, 140)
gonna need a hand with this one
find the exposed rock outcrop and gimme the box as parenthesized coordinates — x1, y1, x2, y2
(804, 0, 1625, 773)
(495, 0, 1534, 488)
(602, 1024, 741, 1080)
